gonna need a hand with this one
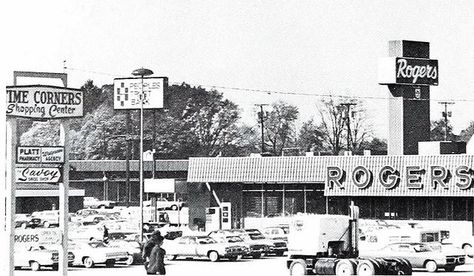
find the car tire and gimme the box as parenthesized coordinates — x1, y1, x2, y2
(170, 205, 178, 211)
(43, 221, 50, 228)
(208, 251, 220, 262)
(357, 259, 376, 276)
(444, 265, 456, 272)
(20, 222, 27, 229)
(125, 255, 134, 266)
(425, 260, 437, 273)
(143, 223, 151, 232)
(165, 255, 177, 261)
(336, 259, 356, 276)
(30, 261, 41, 271)
(462, 243, 473, 258)
(252, 253, 262, 259)
(289, 259, 307, 275)
(52, 264, 59, 271)
(105, 260, 115, 268)
(276, 251, 285, 257)
(83, 257, 94, 268)
(228, 256, 238, 261)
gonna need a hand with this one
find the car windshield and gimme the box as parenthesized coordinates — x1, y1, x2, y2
(226, 236, 244, 243)
(248, 233, 265, 240)
(88, 241, 107, 248)
(196, 237, 216, 244)
(413, 244, 432, 252)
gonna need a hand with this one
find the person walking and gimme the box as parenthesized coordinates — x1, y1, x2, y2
(146, 235, 166, 275)
(103, 225, 109, 243)
(142, 230, 166, 275)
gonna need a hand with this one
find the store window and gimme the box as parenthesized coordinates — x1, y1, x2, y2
(413, 198, 429, 219)
(243, 191, 263, 217)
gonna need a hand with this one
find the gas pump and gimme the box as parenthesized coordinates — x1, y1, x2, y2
(221, 202, 232, 230)
(205, 207, 221, 232)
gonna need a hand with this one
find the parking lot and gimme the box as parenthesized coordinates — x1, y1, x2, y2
(11, 255, 474, 276)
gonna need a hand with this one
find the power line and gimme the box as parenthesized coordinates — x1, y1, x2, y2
(64, 66, 474, 103)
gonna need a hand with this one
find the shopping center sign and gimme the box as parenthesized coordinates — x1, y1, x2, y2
(378, 57, 438, 86)
(6, 85, 83, 119)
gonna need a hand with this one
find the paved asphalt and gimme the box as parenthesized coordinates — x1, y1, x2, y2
(11, 256, 474, 276)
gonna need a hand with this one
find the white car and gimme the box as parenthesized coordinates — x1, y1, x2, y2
(144, 198, 184, 210)
(108, 232, 142, 264)
(163, 236, 247, 262)
(14, 245, 75, 271)
(69, 240, 130, 268)
(31, 210, 60, 228)
(83, 197, 116, 209)
(15, 245, 58, 271)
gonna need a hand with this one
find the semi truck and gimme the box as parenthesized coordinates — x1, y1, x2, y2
(286, 204, 412, 275)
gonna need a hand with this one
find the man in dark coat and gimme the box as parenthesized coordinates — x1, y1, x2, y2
(142, 230, 166, 275)
(146, 235, 166, 275)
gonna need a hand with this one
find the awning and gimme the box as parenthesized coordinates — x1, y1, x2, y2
(16, 183, 85, 197)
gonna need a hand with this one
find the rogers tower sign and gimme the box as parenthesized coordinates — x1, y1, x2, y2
(378, 57, 439, 86)
(6, 85, 83, 119)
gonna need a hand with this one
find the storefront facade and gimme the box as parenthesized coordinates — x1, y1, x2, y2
(187, 155, 474, 231)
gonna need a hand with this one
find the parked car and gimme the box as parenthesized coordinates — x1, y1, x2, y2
(68, 240, 130, 268)
(15, 214, 41, 229)
(361, 242, 465, 272)
(75, 209, 100, 218)
(14, 245, 70, 271)
(245, 229, 287, 256)
(163, 236, 247, 262)
(107, 231, 142, 264)
(208, 231, 249, 247)
(262, 225, 289, 242)
(31, 210, 60, 228)
(83, 197, 116, 209)
(144, 198, 185, 210)
(219, 229, 271, 259)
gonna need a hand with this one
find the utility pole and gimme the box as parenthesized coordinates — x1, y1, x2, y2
(255, 104, 269, 154)
(439, 101, 455, 141)
(340, 103, 356, 151)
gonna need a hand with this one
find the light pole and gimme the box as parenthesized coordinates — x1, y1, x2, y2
(132, 67, 153, 243)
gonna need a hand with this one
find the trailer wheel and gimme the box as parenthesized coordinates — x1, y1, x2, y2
(289, 259, 308, 275)
(335, 259, 355, 276)
(424, 260, 437, 273)
(357, 260, 376, 276)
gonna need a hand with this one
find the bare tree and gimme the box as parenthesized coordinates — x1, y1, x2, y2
(264, 101, 299, 156)
(318, 97, 346, 155)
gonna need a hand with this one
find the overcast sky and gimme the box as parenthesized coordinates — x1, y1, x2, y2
(3, 0, 474, 139)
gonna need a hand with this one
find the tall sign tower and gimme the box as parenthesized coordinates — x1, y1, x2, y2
(378, 40, 439, 155)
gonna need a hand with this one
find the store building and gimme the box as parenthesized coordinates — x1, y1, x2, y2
(186, 155, 474, 232)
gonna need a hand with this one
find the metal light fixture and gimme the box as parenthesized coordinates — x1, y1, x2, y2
(132, 67, 153, 242)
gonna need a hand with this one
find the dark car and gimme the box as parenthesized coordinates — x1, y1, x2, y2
(245, 229, 287, 256)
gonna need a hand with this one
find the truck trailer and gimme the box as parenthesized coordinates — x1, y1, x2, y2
(286, 205, 412, 275)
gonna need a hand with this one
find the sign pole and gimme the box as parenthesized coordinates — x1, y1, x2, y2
(6, 118, 17, 276)
(59, 120, 70, 275)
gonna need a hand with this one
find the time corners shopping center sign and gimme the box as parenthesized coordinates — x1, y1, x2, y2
(6, 85, 83, 119)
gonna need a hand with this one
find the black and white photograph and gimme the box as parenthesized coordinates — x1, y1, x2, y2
(2, 1, 474, 275)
